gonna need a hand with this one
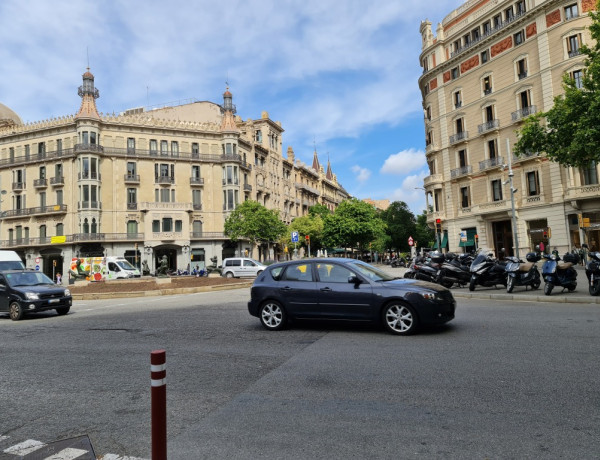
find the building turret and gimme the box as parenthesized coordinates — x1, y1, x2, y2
(75, 68, 100, 120)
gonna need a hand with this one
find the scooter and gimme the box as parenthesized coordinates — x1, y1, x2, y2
(390, 257, 407, 268)
(436, 253, 472, 288)
(404, 253, 442, 282)
(505, 252, 541, 293)
(469, 252, 507, 291)
(585, 251, 600, 296)
(541, 252, 578, 295)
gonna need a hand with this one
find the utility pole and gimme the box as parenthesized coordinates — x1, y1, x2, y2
(505, 139, 520, 259)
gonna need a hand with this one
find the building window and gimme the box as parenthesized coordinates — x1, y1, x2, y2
(40, 192, 46, 208)
(516, 0, 526, 15)
(150, 139, 158, 155)
(152, 220, 160, 232)
(491, 179, 503, 201)
(425, 105, 432, 120)
(485, 105, 495, 122)
(160, 140, 168, 156)
(451, 67, 459, 79)
(481, 49, 489, 64)
(519, 90, 531, 110)
(493, 14, 502, 28)
(483, 21, 491, 35)
(483, 75, 492, 95)
(192, 165, 200, 179)
(192, 143, 199, 155)
(83, 218, 90, 234)
(175, 220, 183, 233)
(488, 139, 497, 159)
(56, 139, 62, 153)
(127, 162, 136, 177)
(171, 141, 179, 156)
(127, 220, 138, 235)
(567, 34, 582, 58)
(471, 27, 480, 42)
(162, 218, 173, 232)
(255, 130, 262, 143)
(426, 130, 433, 146)
(127, 137, 135, 153)
(456, 117, 464, 134)
(517, 58, 528, 79)
(39, 225, 46, 239)
(463, 33, 471, 47)
(514, 30, 524, 46)
(454, 90, 462, 109)
(565, 3, 579, 20)
(527, 171, 540, 196)
(581, 161, 599, 185)
(460, 187, 470, 208)
(571, 69, 584, 88)
(458, 149, 467, 168)
(192, 189, 202, 207)
(56, 223, 64, 236)
(193, 220, 203, 236)
(39, 166, 46, 179)
(223, 189, 239, 210)
(127, 188, 137, 205)
(223, 165, 239, 185)
(505, 6, 514, 21)
(56, 190, 63, 205)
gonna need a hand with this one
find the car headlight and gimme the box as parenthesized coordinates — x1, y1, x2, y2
(419, 292, 439, 300)
(25, 292, 40, 300)
(64, 289, 71, 297)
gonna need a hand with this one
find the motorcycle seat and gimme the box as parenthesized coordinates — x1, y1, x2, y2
(519, 262, 534, 272)
(557, 261, 573, 270)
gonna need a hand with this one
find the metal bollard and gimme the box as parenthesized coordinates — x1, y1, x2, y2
(151, 349, 167, 459)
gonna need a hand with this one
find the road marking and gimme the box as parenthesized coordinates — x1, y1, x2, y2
(3, 439, 45, 455)
(44, 447, 88, 459)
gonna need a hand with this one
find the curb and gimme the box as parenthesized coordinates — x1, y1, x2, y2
(71, 280, 253, 301)
(452, 290, 600, 304)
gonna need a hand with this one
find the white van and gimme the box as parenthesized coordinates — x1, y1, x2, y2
(0, 251, 25, 270)
(106, 257, 141, 279)
(221, 258, 266, 278)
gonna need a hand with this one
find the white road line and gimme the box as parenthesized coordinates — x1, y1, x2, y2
(3, 439, 45, 455)
(44, 447, 88, 459)
(100, 454, 149, 460)
(0, 435, 9, 442)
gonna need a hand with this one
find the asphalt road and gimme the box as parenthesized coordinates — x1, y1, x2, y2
(1, 287, 599, 459)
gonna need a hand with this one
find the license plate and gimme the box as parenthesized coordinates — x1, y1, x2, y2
(49, 299, 59, 304)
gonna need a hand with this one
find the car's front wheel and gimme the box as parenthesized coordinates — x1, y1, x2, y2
(56, 307, 70, 316)
(9, 301, 24, 321)
(382, 302, 418, 335)
(259, 301, 287, 331)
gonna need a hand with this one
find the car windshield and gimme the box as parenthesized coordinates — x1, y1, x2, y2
(117, 260, 136, 270)
(6, 271, 55, 287)
(349, 260, 396, 281)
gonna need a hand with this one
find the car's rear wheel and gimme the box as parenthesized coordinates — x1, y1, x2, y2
(225, 271, 234, 278)
(56, 307, 70, 316)
(382, 302, 418, 336)
(9, 301, 24, 321)
(259, 301, 287, 331)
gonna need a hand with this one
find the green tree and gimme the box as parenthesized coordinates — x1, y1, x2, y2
(322, 199, 386, 254)
(224, 200, 287, 259)
(514, 1, 600, 167)
(308, 203, 331, 219)
(414, 210, 435, 249)
(380, 201, 417, 253)
(285, 215, 325, 251)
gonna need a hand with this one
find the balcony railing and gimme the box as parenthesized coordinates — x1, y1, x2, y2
(155, 176, 175, 184)
(193, 204, 202, 211)
(78, 172, 101, 180)
(2, 204, 67, 219)
(449, 131, 469, 145)
(12, 182, 25, 191)
(450, 165, 472, 178)
(569, 48, 582, 58)
(34, 178, 48, 188)
(127, 203, 138, 210)
(78, 201, 102, 210)
(423, 174, 444, 187)
(124, 174, 140, 184)
(479, 156, 504, 171)
(243, 183, 252, 191)
(478, 119, 500, 134)
(190, 231, 227, 240)
(190, 177, 204, 186)
(518, 71, 528, 80)
(74, 143, 104, 153)
(511, 105, 537, 122)
(50, 176, 65, 186)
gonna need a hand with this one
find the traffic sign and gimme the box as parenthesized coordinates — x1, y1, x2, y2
(291, 231, 299, 243)
(35, 265, 40, 271)
(35, 257, 40, 264)
(408, 236, 414, 246)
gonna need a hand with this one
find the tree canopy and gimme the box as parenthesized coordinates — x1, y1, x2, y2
(514, 2, 600, 167)
(380, 201, 417, 252)
(224, 200, 287, 246)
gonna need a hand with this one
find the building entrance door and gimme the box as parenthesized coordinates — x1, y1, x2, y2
(492, 220, 513, 258)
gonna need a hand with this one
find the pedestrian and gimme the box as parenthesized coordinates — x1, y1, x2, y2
(56, 273, 62, 285)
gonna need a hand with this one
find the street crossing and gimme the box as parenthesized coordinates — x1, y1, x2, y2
(0, 435, 148, 460)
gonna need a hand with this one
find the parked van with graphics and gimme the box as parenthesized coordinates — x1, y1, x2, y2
(221, 258, 266, 278)
(0, 251, 25, 270)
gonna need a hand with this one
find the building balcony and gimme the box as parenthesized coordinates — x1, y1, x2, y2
(425, 142, 439, 153)
(12, 182, 25, 192)
(50, 176, 65, 187)
(139, 202, 193, 213)
(478, 119, 500, 134)
(449, 131, 469, 145)
(565, 184, 600, 201)
(295, 182, 321, 196)
(512, 150, 540, 163)
(155, 175, 175, 185)
(74, 143, 104, 154)
(569, 48, 582, 58)
(193, 204, 202, 211)
(34, 178, 48, 189)
(518, 71, 528, 80)
(243, 183, 252, 192)
(190, 177, 204, 186)
(511, 105, 537, 122)
(476, 199, 511, 214)
(479, 156, 504, 171)
(124, 174, 140, 184)
(2, 204, 67, 219)
(423, 174, 444, 187)
(127, 203, 138, 210)
(450, 165, 472, 179)
(78, 201, 102, 210)
(521, 194, 546, 206)
(222, 179, 240, 186)
(426, 210, 446, 225)
(190, 231, 227, 240)
(78, 172, 101, 181)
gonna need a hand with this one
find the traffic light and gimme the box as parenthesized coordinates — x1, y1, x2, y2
(435, 218, 442, 233)
(543, 229, 548, 239)
(135, 243, 138, 250)
(53, 260, 57, 267)
(305, 235, 310, 242)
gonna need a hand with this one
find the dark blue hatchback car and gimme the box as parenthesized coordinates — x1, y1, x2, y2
(248, 258, 456, 335)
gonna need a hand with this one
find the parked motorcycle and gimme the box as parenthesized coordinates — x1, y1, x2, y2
(469, 252, 507, 291)
(390, 256, 407, 268)
(585, 251, 600, 296)
(541, 252, 578, 295)
(505, 252, 541, 293)
(404, 252, 442, 283)
(436, 252, 472, 288)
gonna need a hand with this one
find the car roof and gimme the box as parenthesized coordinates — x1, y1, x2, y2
(268, 258, 358, 269)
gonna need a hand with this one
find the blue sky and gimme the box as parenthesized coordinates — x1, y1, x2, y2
(0, 0, 464, 214)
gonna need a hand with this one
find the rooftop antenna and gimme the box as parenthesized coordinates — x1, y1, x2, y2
(86, 46, 90, 69)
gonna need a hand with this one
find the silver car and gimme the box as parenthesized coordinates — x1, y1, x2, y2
(221, 258, 266, 278)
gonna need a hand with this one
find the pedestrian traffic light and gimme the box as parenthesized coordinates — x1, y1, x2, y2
(435, 218, 442, 232)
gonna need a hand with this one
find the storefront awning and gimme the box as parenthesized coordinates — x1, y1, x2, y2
(433, 234, 448, 250)
(458, 228, 477, 247)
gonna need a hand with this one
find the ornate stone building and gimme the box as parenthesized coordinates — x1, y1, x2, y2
(419, 0, 599, 256)
(0, 69, 348, 277)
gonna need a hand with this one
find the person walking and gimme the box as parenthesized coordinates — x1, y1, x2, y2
(56, 273, 62, 285)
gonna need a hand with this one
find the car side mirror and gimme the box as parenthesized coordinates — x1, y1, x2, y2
(348, 275, 362, 285)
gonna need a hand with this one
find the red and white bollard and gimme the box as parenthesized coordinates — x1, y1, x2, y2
(151, 349, 167, 460)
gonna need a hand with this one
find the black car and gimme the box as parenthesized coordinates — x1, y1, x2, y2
(247, 258, 456, 335)
(0, 270, 72, 321)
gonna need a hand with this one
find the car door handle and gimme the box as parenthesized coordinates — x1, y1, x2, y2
(320, 287, 332, 292)
(281, 286, 293, 291)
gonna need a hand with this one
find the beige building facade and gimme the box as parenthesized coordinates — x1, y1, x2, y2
(0, 69, 348, 278)
(419, 0, 600, 257)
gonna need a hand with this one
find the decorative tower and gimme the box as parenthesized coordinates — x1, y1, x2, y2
(75, 68, 100, 121)
(312, 149, 320, 172)
(220, 87, 240, 134)
(326, 158, 333, 181)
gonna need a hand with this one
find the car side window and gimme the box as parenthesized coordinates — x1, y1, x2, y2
(232, 260, 241, 267)
(270, 267, 284, 280)
(0, 275, 6, 287)
(282, 263, 313, 282)
(244, 260, 255, 267)
(317, 263, 352, 283)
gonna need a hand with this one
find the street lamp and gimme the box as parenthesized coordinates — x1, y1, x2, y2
(503, 139, 520, 259)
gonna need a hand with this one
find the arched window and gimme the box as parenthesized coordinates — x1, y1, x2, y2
(83, 218, 89, 234)
(91, 218, 97, 234)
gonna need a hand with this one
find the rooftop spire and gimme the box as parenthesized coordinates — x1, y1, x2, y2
(75, 68, 100, 120)
(312, 148, 320, 171)
(220, 86, 239, 134)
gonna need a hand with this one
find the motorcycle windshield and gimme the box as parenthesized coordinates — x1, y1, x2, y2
(470, 254, 487, 273)
(505, 261, 519, 273)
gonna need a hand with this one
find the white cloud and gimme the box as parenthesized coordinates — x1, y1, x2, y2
(380, 148, 426, 175)
(351, 165, 372, 183)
